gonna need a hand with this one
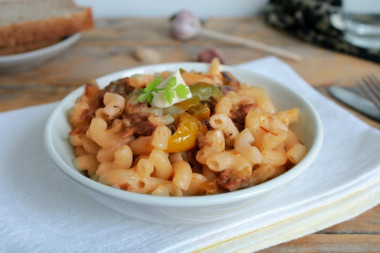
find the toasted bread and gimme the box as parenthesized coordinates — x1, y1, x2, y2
(0, 0, 93, 54)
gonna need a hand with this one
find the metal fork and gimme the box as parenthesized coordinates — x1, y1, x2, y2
(356, 74, 380, 111)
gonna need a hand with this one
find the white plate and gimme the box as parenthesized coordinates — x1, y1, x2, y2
(0, 33, 81, 73)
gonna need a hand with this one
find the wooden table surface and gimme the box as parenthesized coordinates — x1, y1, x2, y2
(1, 17, 379, 252)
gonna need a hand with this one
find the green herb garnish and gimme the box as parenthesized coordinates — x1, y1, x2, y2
(175, 83, 190, 99)
(163, 76, 176, 105)
(137, 76, 162, 103)
(137, 75, 190, 105)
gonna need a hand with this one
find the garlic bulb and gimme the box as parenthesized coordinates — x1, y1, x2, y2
(170, 10, 201, 40)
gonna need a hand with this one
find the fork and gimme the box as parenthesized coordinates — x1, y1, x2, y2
(356, 74, 380, 111)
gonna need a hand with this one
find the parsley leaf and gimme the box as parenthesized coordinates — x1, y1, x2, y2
(137, 93, 149, 102)
(166, 76, 177, 89)
(175, 83, 190, 98)
(137, 76, 162, 103)
(137, 73, 191, 106)
(163, 89, 175, 105)
(147, 93, 154, 104)
(163, 77, 177, 105)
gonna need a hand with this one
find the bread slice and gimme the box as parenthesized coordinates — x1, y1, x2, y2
(0, 0, 93, 50)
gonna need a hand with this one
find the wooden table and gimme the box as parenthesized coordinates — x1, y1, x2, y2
(1, 17, 379, 252)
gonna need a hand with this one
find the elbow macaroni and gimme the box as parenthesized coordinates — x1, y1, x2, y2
(209, 114, 239, 146)
(68, 60, 308, 196)
(196, 129, 225, 164)
(234, 128, 262, 165)
(206, 151, 252, 178)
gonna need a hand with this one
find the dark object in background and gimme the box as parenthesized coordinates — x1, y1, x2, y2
(198, 48, 225, 63)
(265, 0, 380, 63)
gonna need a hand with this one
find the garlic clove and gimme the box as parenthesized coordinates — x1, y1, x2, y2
(133, 47, 161, 63)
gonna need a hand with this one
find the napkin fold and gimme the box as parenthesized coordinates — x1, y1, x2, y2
(1, 57, 380, 253)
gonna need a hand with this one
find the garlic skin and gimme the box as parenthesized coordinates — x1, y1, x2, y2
(170, 10, 201, 40)
(133, 47, 161, 64)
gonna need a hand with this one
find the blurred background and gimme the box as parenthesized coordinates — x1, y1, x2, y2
(75, 0, 268, 18)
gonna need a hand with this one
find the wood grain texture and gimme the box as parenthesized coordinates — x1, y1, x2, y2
(260, 234, 380, 253)
(0, 16, 379, 251)
(259, 204, 380, 252)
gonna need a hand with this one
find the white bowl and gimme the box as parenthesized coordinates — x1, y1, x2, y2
(0, 33, 81, 73)
(44, 62, 323, 224)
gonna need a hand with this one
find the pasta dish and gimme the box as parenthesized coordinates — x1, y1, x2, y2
(68, 59, 307, 196)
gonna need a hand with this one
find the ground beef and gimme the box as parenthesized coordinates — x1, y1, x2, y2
(231, 103, 257, 131)
(124, 115, 156, 136)
(168, 124, 177, 134)
(104, 77, 135, 96)
(123, 102, 157, 136)
(217, 169, 251, 192)
(207, 96, 218, 115)
(222, 71, 240, 88)
(186, 149, 203, 173)
(203, 118, 211, 130)
(79, 84, 104, 126)
(126, 102, 148, 115)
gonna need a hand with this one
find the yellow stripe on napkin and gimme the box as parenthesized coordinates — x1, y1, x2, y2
(196, 179, 380, 253)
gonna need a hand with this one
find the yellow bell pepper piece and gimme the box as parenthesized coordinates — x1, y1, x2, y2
(166, 113, 199, 153)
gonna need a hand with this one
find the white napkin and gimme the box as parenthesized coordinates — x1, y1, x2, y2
(1, 57, 380, 253)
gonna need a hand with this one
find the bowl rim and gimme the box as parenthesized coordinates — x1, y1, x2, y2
(0, 33, 82, 62)
(44, 62, 324, 207)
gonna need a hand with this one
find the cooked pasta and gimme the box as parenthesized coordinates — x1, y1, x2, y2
(68, 59, 307, 196)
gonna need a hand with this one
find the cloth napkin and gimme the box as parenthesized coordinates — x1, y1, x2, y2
(1, 57, 380, 253)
